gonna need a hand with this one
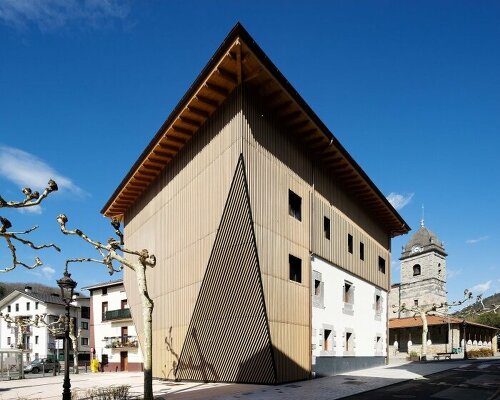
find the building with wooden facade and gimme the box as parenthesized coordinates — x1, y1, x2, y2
(101, 23, 410, 383)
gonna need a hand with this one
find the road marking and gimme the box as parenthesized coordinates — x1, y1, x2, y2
(478, 363, 491, 369)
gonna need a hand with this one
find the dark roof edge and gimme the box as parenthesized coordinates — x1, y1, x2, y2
(81, 279, 123, 291)
(100, 22, 410, 234)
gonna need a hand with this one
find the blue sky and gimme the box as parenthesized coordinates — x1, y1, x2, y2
(0, 0, 498, 305)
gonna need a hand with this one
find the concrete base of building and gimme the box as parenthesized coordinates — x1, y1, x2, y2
(313, 356, 385, 377)
(101, 362, 144, 373)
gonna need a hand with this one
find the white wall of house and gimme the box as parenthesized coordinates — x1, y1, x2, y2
(311, 256, 387, 361)
(90, 283, 142, 367)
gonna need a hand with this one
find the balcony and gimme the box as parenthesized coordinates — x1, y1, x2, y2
(104, 308, 131, 321)
(104, 336, 138, 349)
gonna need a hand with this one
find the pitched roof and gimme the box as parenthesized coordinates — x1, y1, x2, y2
(101, 23, 410, 237)
(389, 315, 499, 331)
(81, 279, 123, 291)
(0, 290, 87, 309)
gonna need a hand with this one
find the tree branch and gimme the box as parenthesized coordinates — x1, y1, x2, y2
(0, 179, 58, 209)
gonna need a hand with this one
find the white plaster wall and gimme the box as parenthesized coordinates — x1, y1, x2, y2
(311, 256, 387, 359)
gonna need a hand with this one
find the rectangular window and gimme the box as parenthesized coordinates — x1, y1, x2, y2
(81, 337, 89, 346)
(360, 242, 365, 261)
(121, 299, 128, 309)
(314, 279, 321, 296)
(35, 336, 39, 344)
(344, 282, 353, 304)
(102, 302, 108, 321)
(323, 216, 330, 240)
(324, 329, 332, 351)
(7, 305, 11, 312)
(35, 302, 39, 310)
(102, 287, 108, 295)
(375, 294, 381, 313)
(288, 190, 302, 221)
(345, 332, 352, 352)
(289, 254, 302, 283)
(15, 303, 19, 312)
(348, 234, 353, 254)
(81, 321, 89, 330)
(378, 256, 386, 273)
(81, 306, 90, 319)
(414, 299, 419, 306)
(26, 302, 30, 311)
(7, 337, 11, 346)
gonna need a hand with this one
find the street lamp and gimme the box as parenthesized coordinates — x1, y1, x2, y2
(57, 267, 77, 400)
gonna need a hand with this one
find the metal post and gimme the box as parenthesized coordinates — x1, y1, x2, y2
(62, 304, 71, 400)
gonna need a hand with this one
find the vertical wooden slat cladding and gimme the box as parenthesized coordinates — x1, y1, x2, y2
(176, 155, 276, 384)
(123, 88, 243, 380)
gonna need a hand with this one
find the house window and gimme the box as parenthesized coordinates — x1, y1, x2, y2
(102, 302, 108, 321)
(15, 303, 19, 312)
(81, 321, 89, 330)
(344, 281, 353, 304)
(7, 337, 11, 346)
(121, 299, 128, 309)
(360, 242, 365, 261)
(323, 216, 330, 240)
(345, 332, 353, 352)
(81, 306, 90, 319)
(314, 279, 321, 296)
(288, 190, 302, 221)
(81, 337, 89, 346)
(375, 294, 381, 313)
(26, 302, 30, 311)
(35, 302, 39, 310)
(348, 234, 353, 254)
(7, 305, 11, 312)
(376, 336, 382, 352)
(324, 329, 332, 351)
(378, 256, 386, 273)
(289, 254, 302, 283)
(413, 264, 421, 276)
(414, 299, 419, 306)
(35, 336, 39, 344)
(102, 287, 108, 295)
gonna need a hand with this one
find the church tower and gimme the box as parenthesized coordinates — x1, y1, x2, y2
(398, 220, 447, 315)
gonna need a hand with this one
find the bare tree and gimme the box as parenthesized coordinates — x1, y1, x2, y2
(1, 180, 60, 273)
(57, 214, 156, 400)
(473, 295, 500, 315)
(393, 290, 473, 360)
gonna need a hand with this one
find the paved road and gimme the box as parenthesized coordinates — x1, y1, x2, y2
(342, 359, 500, 400)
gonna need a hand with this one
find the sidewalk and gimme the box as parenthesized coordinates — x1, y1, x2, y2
(0, 358, 491, 400)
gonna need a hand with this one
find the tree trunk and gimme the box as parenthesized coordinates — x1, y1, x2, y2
(420, 310, 428, 360)
(137, 263, 154, 400)
(71, 340, 79, 374)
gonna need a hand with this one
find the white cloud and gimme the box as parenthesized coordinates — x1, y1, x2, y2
(0, 145, 86, 197)
(466, 236, 489, 244)
(447, 268, 462, 279)
(0, 0, 129, 31)
(42, 266, 56, 280)
(469, 280, 492, 295)
(387, 192, 414, 210)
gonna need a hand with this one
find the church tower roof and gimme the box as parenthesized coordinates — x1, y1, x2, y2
(400, 223, 447, 260)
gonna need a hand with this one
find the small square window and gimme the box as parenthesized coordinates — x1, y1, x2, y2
(378, 256, 386, 273)
(414, 299, 419, 306)
(289, 254, 302, 283)
(348, 234, 353, 254)
(288, 190, 302, 221)
(360, 242, 365, 261)
(81, 321, 89, 330)
(102, 288, 108, 295)
(81, 337, 89, 346)
(323, 217, 330, 240)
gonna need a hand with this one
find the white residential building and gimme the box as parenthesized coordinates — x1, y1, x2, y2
(0, 286, 90, 363)
(82, 280, 143, 372)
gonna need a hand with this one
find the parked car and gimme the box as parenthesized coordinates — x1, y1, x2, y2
(24, 358, 61, 374)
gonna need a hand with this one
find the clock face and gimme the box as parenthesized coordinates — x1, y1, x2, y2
(411, 245, 421, 254)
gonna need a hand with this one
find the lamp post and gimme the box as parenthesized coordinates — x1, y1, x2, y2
(57, 267, 77, 400)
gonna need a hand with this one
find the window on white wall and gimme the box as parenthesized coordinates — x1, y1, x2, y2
(324, 329, 332, 351)
(35, 302, 39, 310)
(312, 270, 324, 308)
(26, 302, 30, 311)
(375, 294, 382, 314)
(343, 282, 353, 304)
(345, 332, 353, 352)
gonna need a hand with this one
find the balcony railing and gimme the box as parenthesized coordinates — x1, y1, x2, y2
(104, 308, 131, 321)
(104, 336, 138, 349)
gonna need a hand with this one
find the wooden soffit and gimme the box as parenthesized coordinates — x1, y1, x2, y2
(101, 23, 409, 237)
